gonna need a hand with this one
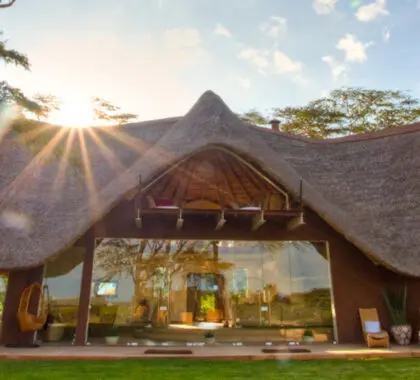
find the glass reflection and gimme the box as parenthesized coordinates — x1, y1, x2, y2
(85, 239, 334, 345)
(0, 274, 7, 330)
(41, 258, 83, 343)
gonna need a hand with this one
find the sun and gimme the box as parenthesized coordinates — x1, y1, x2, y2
(48, 101, 96, 128)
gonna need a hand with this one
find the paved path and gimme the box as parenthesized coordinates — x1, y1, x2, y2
(0, 344, 419, 361)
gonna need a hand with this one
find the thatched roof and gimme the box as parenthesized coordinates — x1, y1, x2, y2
(1, 90, 420, 276)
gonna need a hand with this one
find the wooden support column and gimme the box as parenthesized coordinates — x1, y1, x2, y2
(1, 265, 44, 346)
(74, 233, 95, 346)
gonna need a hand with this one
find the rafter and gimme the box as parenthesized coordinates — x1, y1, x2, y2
(236, 159, 270, 203)
(214, 152, 236, 206)
(223, 153, 255, 205)
(173, 160, 195, 206)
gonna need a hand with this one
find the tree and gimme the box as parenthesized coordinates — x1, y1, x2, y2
(0, 0, 16, 8)
(0, 33, 42, 115)
(94, 239, 234, 320)
(239, 109, 268, 126)
(92, 97, 137, 125)
(243, 88, 420, 139)
(32, 93, 61, 120)
(0, 82, 41, 115)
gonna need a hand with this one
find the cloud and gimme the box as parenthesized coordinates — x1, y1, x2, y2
(237, 48, 271, 74)
(214, 24, 232, 38)
(355, 0, 389, 22)
(236, 77, 252, 89)
(238, 47, 304, 82)
(260, 16, 287, 39)
(313, 0, 337, 15)
(337, 34, 373, 62)
(273, 50, 303, 77)
(383, 27, 391, 42)
(322, 56, 347, 81)
(162, 28, 208, 66)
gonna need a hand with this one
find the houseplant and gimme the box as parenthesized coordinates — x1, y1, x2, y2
(383, 284, 411, 345)
(204, 330, 216, 344)
(105, 325, 120, 345)
(301, 328, 314, 344)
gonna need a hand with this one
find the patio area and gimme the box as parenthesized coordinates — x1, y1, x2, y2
(1, 343, 420, 361)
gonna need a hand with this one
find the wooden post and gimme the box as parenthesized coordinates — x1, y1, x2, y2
(1, 265, 44, 346)
(74, 234, 95, 346)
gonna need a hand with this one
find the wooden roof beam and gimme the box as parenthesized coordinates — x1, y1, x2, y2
(217, 152, 247, 205)
(223, 155, 255, 205)
(173, 160, 195, 206)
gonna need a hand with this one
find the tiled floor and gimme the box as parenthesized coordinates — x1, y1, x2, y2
(0, 344, 419, 361)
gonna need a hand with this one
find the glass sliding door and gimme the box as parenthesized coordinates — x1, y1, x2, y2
(82, 239, 335, 346)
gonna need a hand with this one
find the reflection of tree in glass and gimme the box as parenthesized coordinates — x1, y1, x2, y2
(0, 275, 7, 315)
(94, 239, 234, 303)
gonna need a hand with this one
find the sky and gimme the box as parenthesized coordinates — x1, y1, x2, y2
(1, 0, 420, 124)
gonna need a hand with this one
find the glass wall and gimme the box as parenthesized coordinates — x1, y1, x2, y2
(86, 239, 334, 346)
(0, 273, 7, 341)
(41, 251, 84, 343)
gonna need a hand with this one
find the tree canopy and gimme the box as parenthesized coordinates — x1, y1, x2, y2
(0, 34, 43, 116)
(0, 0, 16, 8)
(92, 97, 138, 125)
(242, 88, 420, 139)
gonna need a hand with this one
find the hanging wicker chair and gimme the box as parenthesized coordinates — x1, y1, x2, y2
(17, 283, 48, 332)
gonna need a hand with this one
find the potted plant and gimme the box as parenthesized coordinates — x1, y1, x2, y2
(204, 330, 215, 344)
(301, 328, 314, 344)
(105, 325, 119, 345)
(383, 284, 411, 345)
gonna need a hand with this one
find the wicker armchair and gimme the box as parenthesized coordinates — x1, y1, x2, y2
(359, 308, 390, 348)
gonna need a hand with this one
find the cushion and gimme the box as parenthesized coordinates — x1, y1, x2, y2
(365, 321, 381, 333)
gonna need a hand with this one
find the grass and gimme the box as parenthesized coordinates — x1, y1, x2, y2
(0, 359, 419, 380)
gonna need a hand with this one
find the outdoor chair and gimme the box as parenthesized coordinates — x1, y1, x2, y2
(359, 308, 390, 348)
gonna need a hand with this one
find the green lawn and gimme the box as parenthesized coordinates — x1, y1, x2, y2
(0, 358, 418, 379)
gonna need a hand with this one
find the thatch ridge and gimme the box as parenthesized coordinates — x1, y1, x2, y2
(251, 121, 420, 144)
(1, 90, 420, 277)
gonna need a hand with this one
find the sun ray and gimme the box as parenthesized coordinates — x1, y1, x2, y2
(99, 126, 179, 172)
(85, 127, 125, 176)
(77, 129, 100, 220)
(99, 127, 155, 154)
(15, 123, 55, 143)
(0, 104, 18, 143)
(52, 127, 78, 192)
(0, 127, 68, 206)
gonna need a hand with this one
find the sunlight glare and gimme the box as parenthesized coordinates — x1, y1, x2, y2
(48, 101, 96, 128)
